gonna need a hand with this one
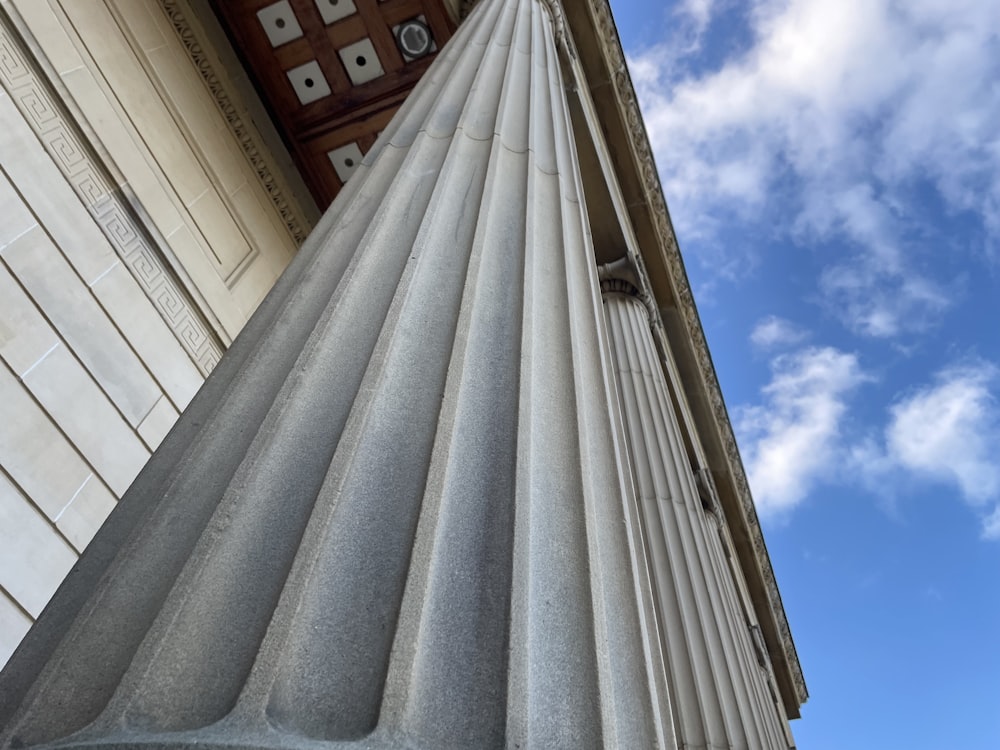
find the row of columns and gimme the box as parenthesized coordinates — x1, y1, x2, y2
(601, 274, 792, 749)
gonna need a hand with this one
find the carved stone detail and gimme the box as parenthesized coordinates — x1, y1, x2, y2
(597, 254, 659, 324)
(695, 467, 722, 518)
(0, 10, 222, 376)
(538, 0, 576, 59)
(586, 0, 808, 704)
(157, 0, 310, 246)
(599, 276, 640, 298)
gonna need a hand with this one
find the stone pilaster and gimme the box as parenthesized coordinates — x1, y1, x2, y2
(601, 272, 790, 749)
(0, 1, 664, 748)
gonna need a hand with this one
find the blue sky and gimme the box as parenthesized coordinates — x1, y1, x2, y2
(608, 0, 1000, 746)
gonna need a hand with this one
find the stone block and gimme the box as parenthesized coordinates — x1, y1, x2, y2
(0, 171, 37, 250)
(0, 473, 77, 617)
(56, 474, 118, 553)
(90, 260, 203, 410)
(0, 365, 92, 521)
(0, 264, 59, 378)
(3, 229, 162, 426)
(21, 343, 150, 496)
(137, 395, 180, 451)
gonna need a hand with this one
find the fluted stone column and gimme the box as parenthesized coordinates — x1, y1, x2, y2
(697, 476, 792, 749)
(601, 274, 788, 749)
(0, 1, 666, 748)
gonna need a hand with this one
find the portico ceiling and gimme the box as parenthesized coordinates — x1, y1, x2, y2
(212, 0, 457, 208)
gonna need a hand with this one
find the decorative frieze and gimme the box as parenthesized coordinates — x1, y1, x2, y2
(157, 0, 311, 246)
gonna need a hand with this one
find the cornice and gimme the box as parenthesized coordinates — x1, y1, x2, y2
(582, 0, 808, 708)
(157, 0, 311, 246)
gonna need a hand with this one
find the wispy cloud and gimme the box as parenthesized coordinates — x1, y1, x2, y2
(886, 363, 999, 501)
(677, 0, 718, 36)
(750, 315, 809, 350)
(737, 346, 869, 515)
(628, 0, 724, 79)
(738, 346, 1000, 536)
(819, 259, 953, 339)
(982, 507, 1000, 541)
(739, 350, 1000, 538)
(627, 0, 999, 335)
(854, 361, 1000, 537)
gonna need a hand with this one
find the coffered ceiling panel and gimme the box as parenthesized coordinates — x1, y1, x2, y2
(213, 0, 457, 208)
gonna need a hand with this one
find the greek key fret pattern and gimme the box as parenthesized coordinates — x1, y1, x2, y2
(0, 12, 222, 376)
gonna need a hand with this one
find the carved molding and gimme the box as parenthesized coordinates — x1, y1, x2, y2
(0, 10, 222, 376)
(599, 276, 640, 298)
(585, 0, 808, 705)
(597, 254, 660, 325)
(157, 0, 310, 246)
(539, 0, 575, 59)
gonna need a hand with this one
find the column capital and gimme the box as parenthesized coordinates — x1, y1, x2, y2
(598, 255, 658, 321)
(695, 466, 724, 520)
(539, 0, 576, 59)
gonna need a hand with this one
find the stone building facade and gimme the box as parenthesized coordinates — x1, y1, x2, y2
(0, 0, 806, 747)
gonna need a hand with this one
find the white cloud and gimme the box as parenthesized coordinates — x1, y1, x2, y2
(750, 315, 808, 349)
(887, 363, 1000, 501)
(734, 344, 1000, 540)
(819, 257, 953, 339)
(736, 347, 1000, 538)
(678, 0, 718, 35)
(854, 361, 1000, 538)
(982, 507, 1000, 541)
(737, 347, 868, 515)
(627, 0, 1000, 334)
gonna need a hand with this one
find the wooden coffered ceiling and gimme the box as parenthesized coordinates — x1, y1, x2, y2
(213, 0, 457, 209)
